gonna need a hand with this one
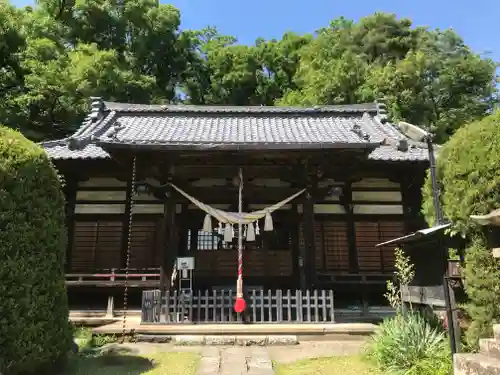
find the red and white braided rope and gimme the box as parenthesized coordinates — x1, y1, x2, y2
(237, 168, 244, 298)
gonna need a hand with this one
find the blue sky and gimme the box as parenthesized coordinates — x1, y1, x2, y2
(12, 0, 500, 62)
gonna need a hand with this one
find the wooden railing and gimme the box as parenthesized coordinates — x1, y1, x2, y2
(66, 267, 163, 287)
(142, 289, 335, 324)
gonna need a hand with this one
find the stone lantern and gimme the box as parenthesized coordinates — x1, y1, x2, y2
(470, 208, 500, 258)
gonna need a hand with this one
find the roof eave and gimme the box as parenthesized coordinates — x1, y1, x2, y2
(95, 140, 383, 151)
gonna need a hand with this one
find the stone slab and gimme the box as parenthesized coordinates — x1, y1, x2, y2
(220, 348, 248, 375)
(205, 335, 237, 345)
(173, 335, 205, 345)
(494, 325, 500, 340)
(197, 347, 221, 375)
(266, 335, 298, 345)
(235, 335, 267, 346)
(136, 334, 172, 343)
(480, 339, 500, 360)
(454, 353, 500, 375)
(247, 348, 274, 375)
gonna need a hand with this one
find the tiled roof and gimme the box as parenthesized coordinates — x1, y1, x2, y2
(98, 113, 390, 149)
(368, 145, 429, 161)
(103, 102, 379, 114)
(42, 140, 110, 160)
(41, 99, 430, 162)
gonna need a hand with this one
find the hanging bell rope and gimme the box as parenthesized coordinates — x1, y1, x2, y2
(121, 156, 136, 342)
(234, 168, 246, 314)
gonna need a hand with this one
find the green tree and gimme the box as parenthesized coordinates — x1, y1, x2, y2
(0, 2, 26, 130)
(360, 30, 498, 142)
(422, 111, 500, 349)
(0, 6, 497, 142)
(279, 13, 498, 142)
(1, 5, 157, 141)
(38, 0, 187, 100)
(0, 126, 72, 374)
(180, 28, 311, 105)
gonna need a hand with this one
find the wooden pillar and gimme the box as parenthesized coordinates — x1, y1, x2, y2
(302, 163, 317, 290)
(164, 167, 178, 290)
(64, 174, 77, 273)
(291, 203, 300, 287)
(159, 185, 168, 293)
(298, 200, 307, 290)
(303, 192, 316, 289)
(178, 202, 189, 256)
(120, 162, 134, 269)
(400, 172, 426, 233)
(343, 182, 359, 273)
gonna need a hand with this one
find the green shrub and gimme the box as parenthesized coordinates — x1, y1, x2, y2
(462, 237, 500, 349)
(422, 111, 500, 348)
(0, 126, 72, 374)
(365, 313, 452, 375)
(422, 111, 500, 233)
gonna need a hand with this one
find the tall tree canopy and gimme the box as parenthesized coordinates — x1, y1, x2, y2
(0, 3, 497, 142)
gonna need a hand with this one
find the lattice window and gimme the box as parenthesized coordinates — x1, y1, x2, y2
(300, 220, 349, 272)
(262, 219, 292, 251)
(71, 220, 122, 271)
(355, 220, 405, 273)
(129, 220, 162, 268)
(187, 229, 225, 251)
(71, 218, 162, 271)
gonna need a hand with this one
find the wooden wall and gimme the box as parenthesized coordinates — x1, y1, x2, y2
(68, 176, 407, 279)
(70, 177, 165, 271)
(299, 177, 406, 274)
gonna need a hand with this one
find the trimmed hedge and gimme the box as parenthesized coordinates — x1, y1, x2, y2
(422, 111, 500, 234)
(422, 111, 500, 348)
(0, 126, 72, 374)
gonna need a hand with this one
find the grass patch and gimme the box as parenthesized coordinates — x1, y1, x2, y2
(64, 352, 199, 375)
(274, 356, 382, 375)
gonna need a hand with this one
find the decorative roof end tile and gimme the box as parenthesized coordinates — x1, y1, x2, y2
(397, 139, 409, 152)
(90, 97, 104, 122)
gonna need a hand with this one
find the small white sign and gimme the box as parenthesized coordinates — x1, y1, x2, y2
(177, 257, 195, 270)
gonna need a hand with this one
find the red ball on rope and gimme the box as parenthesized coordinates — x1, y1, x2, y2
(234, 296, 247, 313)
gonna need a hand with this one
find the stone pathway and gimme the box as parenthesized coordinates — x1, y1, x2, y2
(198, 347, 274, 375)
(268, 340, 366, 364)
(100, 339, 367, 375)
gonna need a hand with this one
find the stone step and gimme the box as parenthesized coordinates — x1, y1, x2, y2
(494, 325, 500, 340)
(197, 347, 274, 375)
(172, 335, 298, 346)
(480, 338, 500, 360)
(454, 353, 500, 375)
